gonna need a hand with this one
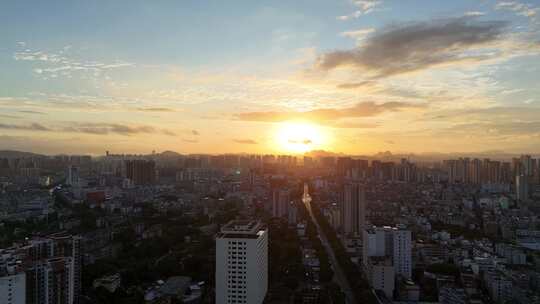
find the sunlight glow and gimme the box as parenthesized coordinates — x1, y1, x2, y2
(274, 121, 327, 153)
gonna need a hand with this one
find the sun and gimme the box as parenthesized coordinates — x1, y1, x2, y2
(274, 121, 327, 153)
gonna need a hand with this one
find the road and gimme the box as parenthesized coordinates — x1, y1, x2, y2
(303, 185, 357, 304)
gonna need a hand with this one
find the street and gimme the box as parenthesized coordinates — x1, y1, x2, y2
(303, 184, 357, 304)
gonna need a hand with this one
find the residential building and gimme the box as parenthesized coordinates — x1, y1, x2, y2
(215, 220, 268, 304)
(341, 182, 366, 236)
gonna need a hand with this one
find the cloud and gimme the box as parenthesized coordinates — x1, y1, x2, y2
(288, 139, 312, 145)
(464, 11, 486, 17)
(336, 80, 377, 89)
(331, 121, 379, 129)
(340, 28, 375, 40)
(162, 130, 177, 136)
(429, 106, 540, 122)
(495, 1, 538, 19)
(13, 47, 133, 80)
(317, 17, 513, 78)
(338, 1, 382, 20)
(182, 138, 199, 143)
(137, 107, 176, 112)
(446, 120, 540, 136)
(0, 123, 51, 131)
(0, 121, 175, 136)
(0, 114, 21, 119)
(19, 110, 46, 115)
(234, 101, 424, 124)
(61, 123, 175, 136)
(233, 139, 258, 144)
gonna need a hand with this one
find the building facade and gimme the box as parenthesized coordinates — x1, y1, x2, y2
(341, 182, 366, 236)
(216, 220, 268, 304)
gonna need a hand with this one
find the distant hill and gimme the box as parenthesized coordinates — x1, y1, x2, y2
(158, 150, 182, 157)
(0, 150, 45, 158)
(305, 150, 345, 158)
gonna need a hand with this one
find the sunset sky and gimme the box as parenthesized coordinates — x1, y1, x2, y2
(1, 0, 540, 155)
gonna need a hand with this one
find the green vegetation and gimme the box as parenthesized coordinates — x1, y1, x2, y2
(267, 220, 305, 300)
(81, 199, 241, 303)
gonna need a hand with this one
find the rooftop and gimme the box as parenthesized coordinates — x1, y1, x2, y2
(217, 220, 266, 238)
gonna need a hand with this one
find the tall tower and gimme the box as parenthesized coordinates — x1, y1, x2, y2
(0, 271, 25, 304)
(66, 165, 79, 186)
(516, 174, 529, 202)
(125, 159, 156, 185)
(215, 220, 268, 304)
(272, 189, 289, 218)
(392, 227, 412, 280)
(341, 182, 366, 236)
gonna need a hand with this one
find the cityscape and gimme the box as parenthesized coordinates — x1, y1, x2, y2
(2, 1, 540, 304)
(1, 152, 540, 303)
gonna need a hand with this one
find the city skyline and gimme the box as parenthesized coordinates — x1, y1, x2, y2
(1, 0, 540, 155)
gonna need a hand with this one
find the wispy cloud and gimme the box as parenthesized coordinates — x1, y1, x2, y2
(0, 122, 175, 136)
(233, 101, 425, 128)
(19, 110, 46, 115)
(61, 123, 175, 136)
(0, 114, 21, 119)
(137, 107, 176, 112)
(495, 1, 538, 19)
(464, 11, 486, 17)
(288, 138, 312, 144)
(340, 28, 375, 45)
(336, 80, 377, 89)
(0, 123, 51, 131)
(338, 0, 382, 20)
(182, 138, 199, 143)
(233, 139, 258, 144)
(13, 46, 133, 80)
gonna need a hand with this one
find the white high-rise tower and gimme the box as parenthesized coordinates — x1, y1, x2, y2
(216, 220, 268, 304)
(392, 226, 412, 280)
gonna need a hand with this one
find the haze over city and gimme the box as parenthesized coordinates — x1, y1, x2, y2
(1, 0, 539, 155)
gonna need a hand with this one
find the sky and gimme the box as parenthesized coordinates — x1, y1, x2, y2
(1, 0, 540, 155)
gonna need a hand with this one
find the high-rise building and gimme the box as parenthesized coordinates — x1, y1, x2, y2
(336, 157, 353, 177)
(469, 159, 482, 184)
(272, 189, 289, 218)
(501, 162, 512, 184)
(303, 156, 314, 168)
(65, 165, 79, 186)
(392, 227, 412, 280)
(365, 257, 395, 299)
(516, 174, 529, 202)
(520, 155, 533, 176)
(363, 226, 412, 280)
(215, 220, 268, 304)
(125, 159, 156, 185)
(363, 226, 393, 265)
(287, 201, 297, 225)
(0, 268, 25, 304)
(341, 182, 366, 236)
(26, 257, 75, 304)
(0, 233, 81, 304)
